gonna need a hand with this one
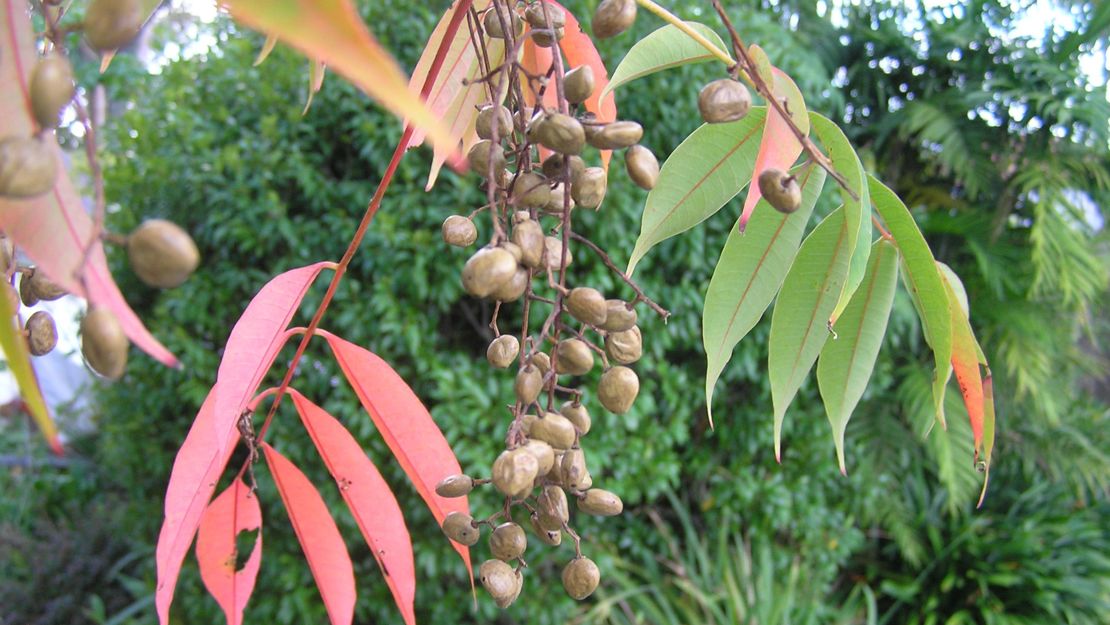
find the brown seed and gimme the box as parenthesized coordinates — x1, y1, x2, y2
(486, 335, 520, 369)
(560, 448, 590, 491)
(482, 6, 521, 39)
(571, 167, 607, 209)
(476, 104, 513, 141)
(500, 241, 524, 264)
(26, 311, 57, 356)
(530, 351, 552, 378)
(544, 183, 575, 214)
(442, 511, 480, 545)
(698, 78, 752, 124)
(467, 140, 506, 179)
(604, 326, 642, 364)
(578, 488, 624, 516)
(479, 559, 522, 608)
(562, 557, 601, 600)
(490, 522, 528, 561)
(537, 484, 570, 530)
(524, 1, 567, 29)
(435, 474, 475, 498)
(566, 287, 608, 326)
(560, 401, 591, 435)
(490, 267, 529, 302)
(81, 307, 128, 380)
(530, 411, 577, 449)
(587, 120, 643, 150)
(531, 26, 564, 48)
(598, 366, 639, 413)
(0, 237, 12, 275)
(593, 0, 637, 38)
(510, 172, 551, 209)
(85, 0, 144, 51)
(0, 137, 57, 198)
(514, 365, 543, 405)
(599, 300, 637, 332)
(555, 338, 594, 375)
(442, 215, 478, 247)
(28, 269, 66, 301)
(521, 438, 556, 475)
(18, 274, 38, 307)
(519, 413, 539, 435)
(530, 513, 562, 546)
(625, 144, 659, 190)
(29, 55, 75, 130)
(542, 235, 573, 270)
(536, 113, 585, 155)
(757, 168, 803, 214)
(492, 447, 540, 498)
(511, 212, 545, 268)
(564, 65, 596, 105)
(127, 220, 200, 288)
(462, 247, 517, 298)
(541, 153, 585, 180)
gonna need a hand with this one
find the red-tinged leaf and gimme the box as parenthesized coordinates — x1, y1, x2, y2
(319, 330, 472, 576)
(288, 389, 417, 625)
(977, 371, 995, 508)
(0, 3, 178, 368)
(738, 67, 809, 231)
(156, 391, 238, 625)
(262, 443, 356, 625)
(938, 263, 987, 452)
(222, 0, 456, 155)
(196, 479, 262, 625)
(212, 262, 333, 455)
(253, 34, 279, 66)
(302, 60, 327, 116)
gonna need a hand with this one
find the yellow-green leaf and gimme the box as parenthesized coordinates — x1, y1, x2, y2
(253, 34, 279, 66)
(0, 291, 59, 453)
(302, 60, 327, 115)
(601, 22, 728, 100)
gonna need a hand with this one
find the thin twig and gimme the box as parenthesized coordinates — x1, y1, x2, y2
(568, 232, 670, 321)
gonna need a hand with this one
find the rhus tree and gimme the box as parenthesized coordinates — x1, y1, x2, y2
(0, 0, 998, 622)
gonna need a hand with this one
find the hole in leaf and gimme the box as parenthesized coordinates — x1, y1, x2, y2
(234, 528, 259, 572)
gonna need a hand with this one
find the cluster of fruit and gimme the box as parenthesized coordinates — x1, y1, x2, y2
(429, 0, 670, 607)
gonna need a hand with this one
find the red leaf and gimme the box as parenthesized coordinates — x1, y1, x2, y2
(262, 443, 356, 625)
(212, 262, 333, 454)
(288, 389, 417, 625)
(738, 68, 808, 230)
(319, 330, 472, 575)
(196, 479, 262, 625)
(156, 391, 237, 625)
(0, 2, 177, 367)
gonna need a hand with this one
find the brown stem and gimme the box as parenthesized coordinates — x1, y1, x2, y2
(568, 232, 670, 320)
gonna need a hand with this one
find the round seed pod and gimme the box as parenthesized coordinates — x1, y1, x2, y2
(698, 78, 752, 124)
(541, 153, 585, 180)
(0, 137, 57, 198)
(564, 65, 595, 105)
(490, 522, 527, 561)
(625, 144, 660, 190)
(461, 246, 517, 297)
(578, 488, 624, 516)
(435, 474, 475, 498)
(500, 241, 524, 264)
(511, 212, 545, 268)
(530, 513, 562, 546)
(29, 55, 75, 130)
(547, 450, 566, 482)
(442, 215, 478, 247)
(530, 351, 551, 378)
(18, 274, 38, 307)
(492, 447, 540, 498)
(514, 365, 543, 405)
(757, 168, 803, 214)
(26, 311, 57, 356)
(587, 120, 643, 150)
(566, 287, 608, 326)
(29, 270, 66, 301)
(544, 183, 575, 214)
(521, 438, 556, 475)
(476, 104, 513, 141)
(581, 115, 603, 144)
(529, 411, 577, 449)
(555, 338, 594, 375)
(85, 0, 144, 51)
(510, 172, 551, 209)
(479, 559, 522, 608)
(542, 235, 573, 270)
(467, 140, 506, 179)
(598, 366, 639, 414)
(604, 325, 642, 364)
(0, 237, 12, 275)
(536, 113, 585, 155)
(519, 413, 539, 435)
(560, 401, 591, 435)
(525, 1, 567, 29)
(537, 484, 570, 531)
(560, 448, 590, 491)
(81, 307, 128, 380)
(593, 0, 636, 38)
(599, 300, 637, 332)
(579, 471, 594, 490)
(487, 335, 520, 369)
(571, 167, 607, 209)
(531, 26, 564, 48)
(483, 7, 521, 39)
(3, 283, 19, 312)
(490, 267, 529, 302)
(127, 220, 200, 288)
(562, 557, 601, 600)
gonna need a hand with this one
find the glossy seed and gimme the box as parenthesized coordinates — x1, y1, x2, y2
(625, 144, 659, 190)
(442, 215, 478, 247)
(598, 365, 639, 414)
(435, 474, 475, 498)
(698, 78, 752, 124)
(487, 335, 520, 369)
(593, 0, 636, 38)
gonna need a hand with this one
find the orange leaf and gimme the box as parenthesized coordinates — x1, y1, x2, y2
(262, 443, 356, 625)
(289, 389, 417, 625)
(739, 68, 809, 230)
(319, 330, 472, 578)
(221, 0, 456, 156)
(196, 479, 262, 625)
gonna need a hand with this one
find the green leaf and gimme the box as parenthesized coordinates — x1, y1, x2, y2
(600, 22, 728, 100)
(768, 207, 854, 460)
(816, 239, 899, 474)
(0, 289, 59, 453)
(702, 164, 827, 425)
(627, 108, 767, 275)
(810, 114, 871, 325)
(868, 175, 953, 427)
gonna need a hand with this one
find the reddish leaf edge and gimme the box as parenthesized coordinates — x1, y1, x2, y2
(195, 478, 262, 625)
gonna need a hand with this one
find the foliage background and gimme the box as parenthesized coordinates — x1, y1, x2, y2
(2, 0, 1108, 624)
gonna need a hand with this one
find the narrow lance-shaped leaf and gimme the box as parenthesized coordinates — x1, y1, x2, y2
(601, 22, 727, 99)
(262, 443, 356, 625)
(253, 34, 279, 66)
(810, 113, 871, 325)
(768, 207, 853, 461)
(196, 479, 262, 625)
(320, 330, 473, 577)
(288, 389, 417, 625)
(937, 262, 991, 452)
(868, 175, 952, 427)
(816, 239, 899, 474)
(302, 60, 327, 116)
(978, 372, 995, 507)
(703, 164, 827, 425)
(0, 290, 58, 453)
(627, 108, 768, 275)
